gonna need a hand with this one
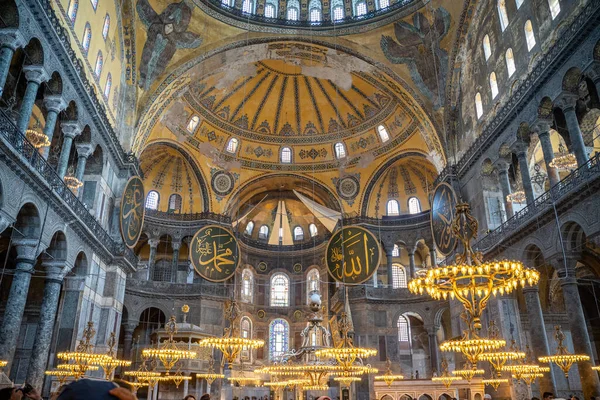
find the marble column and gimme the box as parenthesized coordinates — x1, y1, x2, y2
(386, 249, 394, 288)
(0, 238, 39, 370)
(428, 246, 436, 268)
(26, 261, 64, 389)
(535, 121, 560, 188)
(407, 248, 416, 279)
(555, 258, 600, 398)
(513, 141, 535, 205)
(41, 95, 67, 159)
(558, 94, 588, 168)
(74, 143, 93, 197)
(17, 66, 48, 134)
(427, 325, 440, 376)
(122, 321, 137, 360)
(171, 241, 181, 283)
(0, 30, 25, 96)
(183, 373, 189, 397)
(57, 121, 83, 179)
(147, 238, 159, 280)
(496, 160, 514, 218)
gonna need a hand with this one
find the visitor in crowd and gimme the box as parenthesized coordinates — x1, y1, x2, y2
(184, 396, 197, 400)
(532, 397, 541, 400)
(56, 379, 136, 400)
(0, 385, 42, 400)
(200, 394, 211, 400)
(544, 393, 555, 400)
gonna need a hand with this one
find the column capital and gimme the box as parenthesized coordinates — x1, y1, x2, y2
(550, 255, 579, 278)
(148, 238, 160, 248)
(76, 143, 94, 158)
(22, 65, 49, 85)
(61, 121, 84, 139)
(172, 241, 182, 251)
(0, 29, 26, 50)
(494, 158, 511, 172)
(43, 94, 67, 114)
(12, 238, 40, 264)
(123, 321, 138, 333)
(511, 140, 529, 157)
(583, 60, 600, 82)
(522, 285, 540, 294)
(40, 260, 66, 282)
(531, 119, 553, 136)
(555, 92, 579, 111)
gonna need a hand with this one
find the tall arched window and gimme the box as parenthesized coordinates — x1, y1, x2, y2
(241, 269, 254, 303)
(392, 244, 400, 257)
(259, 225, 269, 240)
(334, 142, 346, 159)
(104, 73, 112, 99)
(309, 0, 322, 21)
(102, 14, 110, 40)
(245, 221, 254, 236)
(145, 191, 159, 210)
(309, 223, 318, 237)
(506, 48, 516, 77)
(497, 0, 509, 31)
(475, 92, 483, 119)
(397, 315, 410, 342)
(226, 137, 239, 153)
(331, 0, 344, 21)
(90, 0, 98, 11)
(408, 197, 421, 214)
(515, 0, 524, 9)
(525, 20, 536, 51)
(306, 269, 320, 302)
(270, 273, 289, 306)
(269, 319, 289, 360)
(293, 226, 304, 241)
(287, 0, 300, 20)
(187, 115, 200, 133)
(490, 72, 499, 99)
(67, 0, 78, 22)
(378, 0, 389, 9)
(548, 0, 560, 19)
(168, 194, 182, 213)
(242, 0, 254, 13)
(482, 35, 491, 61)
(94, 51, 103, 78)
(241, 317, 252, 360)
(355, 1, 366, 16)
(387, 199, 400, 216)
(377, 125, 389, 142)
(264, 0, 277, 17)
(82, 23, 92, 55)
(392, 264, 407, 288)
(281, 147, 292, 163)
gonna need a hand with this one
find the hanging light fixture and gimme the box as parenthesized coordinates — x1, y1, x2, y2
(57, 321, 112, 378)
(451, 362, 484, 382)
(501, 345, 549, 382)
(482, 368, 508, 391)
(549, 143, 578, 171)
(25, 129, 51, 149)
(196, 355, 225, 385)
(538, 325, 590, 378)
(44, 369, 73, 386)
(506, 176, 526, 204)
(142, 315, 197, 373)
(479, 325, 526, 376)
(431, 358, 462, 389)
(333, 376, 361, 387)
(63, 166, 83, 191)
(374, 358, 404, 387)
(0, 361, 7, 369)
(96, 332, 132, 379)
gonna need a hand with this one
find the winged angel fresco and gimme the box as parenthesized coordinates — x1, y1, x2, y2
(137, 0, 202, 90)
(380, 7, 450, 107)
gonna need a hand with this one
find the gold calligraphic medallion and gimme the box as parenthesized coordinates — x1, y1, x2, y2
(325, 226, 381, 284)
(119, 176, 145, 249)
(189, 225, 240, 282)
(430, 182, 458, 256)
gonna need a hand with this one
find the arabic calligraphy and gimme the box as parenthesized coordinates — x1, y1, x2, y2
(430, 182, 457, 256)
(326, 226, 381, 284)
(189, 225, 239, 282)
(119, 177, 145, 249)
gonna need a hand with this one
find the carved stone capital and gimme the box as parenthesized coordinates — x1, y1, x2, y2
(22, 65, 49, 85)
(12, 238, 40, 263)
(40, 260, 66, 282)
(148, 238, 160, 249)
(43, 95, 67, 114)
(494, 159, 511, 173)
(554, 92, 579, 112)
(531, 118, 553, 137)
(76, 143, 94, 158)
(0, 29, 26, 50)
(172, 241, 182, 251)
(511, 140, 529, 157)
(61, 121, 84, 139)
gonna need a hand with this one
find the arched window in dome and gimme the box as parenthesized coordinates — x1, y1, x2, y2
(378, 0, 389, 9)
(482, 35, 491, 61)
(226, 137, 239, 153)
(241, 269, 254, 303)
(240, 317, 252, 360)
(264, 1, 277, 17)
(377, 125, 389, 142)
(408, 197, 421, 214)
(94, 51, 103, 78)
(355, 1, 367, 16)
(90, 0, 98, 11)
(82, 23, 92, 55)
(242, 0, 254, 13)
(245, 221, 254, 236)
(331, 0, 344, 21)
(102, 14, 110, 40)
(281, 147, 292, 163)
(168, 194, 182, 213)
(293, 226, 304, 241)
(270, 273, 289, 307)
(221, 0, 232, 6)
(287, 6, 298, 19)
(515, 0, 524, 9)
(524, 20, 536, 51)
(397, 315, 410, 342)
(187, 115, 200, 133)
(307, 269, 320, 302)
(497, 0, 509, 32)
(475, 92, 483, 119)
(67, 0, 78, 23)
(334, 142, 346, 159)
(269, 319, 289, 360)
(506, 48, 516, 77)
(548, 0, 560, 19)
(145, 191, 159, 210)
(309, 223, 318, 237)
(392, 264, 407, 288)
(387, 199, 400, 216)
(392, 244, 400, 257)
(309, 0, 322, 21)
(104, 73, 112, 99)
(259, 225, 269, 240)
(490, 72, 499, 99)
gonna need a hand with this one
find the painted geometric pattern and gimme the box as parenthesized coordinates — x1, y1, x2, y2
(388, 166, 399, 198)
(399, 165, 417, 195)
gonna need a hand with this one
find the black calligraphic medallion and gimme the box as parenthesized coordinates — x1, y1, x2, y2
(119, 176, 145, 249)
(189, 225, 240, 282)
(430, 182, 458, 256)
(326, 226, 381, 285)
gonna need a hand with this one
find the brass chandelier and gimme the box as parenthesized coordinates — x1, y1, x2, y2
(142, 315, 197, 373)
(452, 362, 484, 382)
(538, 325, 590, 378)
(549, 143, 578, 171)
(57, 321, 111, 378)
(96, 332, 132, 379)
(196, 355, 225, 385)
(479, 324, 526, 376)
(25, 129, 50, 148)
(374, 358, 404, 387)
(431, 358, 462, 389)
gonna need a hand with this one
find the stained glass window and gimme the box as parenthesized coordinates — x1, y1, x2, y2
(67, 0, 78, 23)
(102, 14, 110, 40)
(241, 317, 252, 360)
(392, 264, 407, 288)
(270, 273, 289, 307)
(104, 73, 112, 99)
(82, 23, 92, 55)
(241, 269, 253, 303)
(94, 51, 103, 78)
(145, 191, 159, 210)
(269, 319, 289, 360)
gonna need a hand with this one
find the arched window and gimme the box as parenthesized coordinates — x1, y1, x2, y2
(482, 35, 491, 61)
(269, 319, 289, 360)
(102, 14, 110, 40)
(259, 225, 269, 240)
(293, 226, 304, 241)
(90, 0, 98, 11)
(379, 0, 389, 9)
(168, 194, 182, 213)
(475, 92, 483, 119)
(377, 125, 389, 142)
(245, 221, 254, 236)
(94, 51, 103, 78)
(104, 73, 112, 99)
(392, 264, 407, 288)
(307, 269, 320, 302)
(152, 259, 172, 282)
(355, 1, 366, 16)
(221, 0, 231, 6)
(497, 0, 509, 32)
(281, 147, 292, 163)
(515, 0, 524, 9)
(67, 0, 78, 22)
(524, 20, 536, 51)
(408, 197, 421, 214)
(334, 142, 346, 159)
(331, 0, 344, 21)
(270, 273, 289, 307)
(548, 0, 560, 19)
(242, 0, 253, 13)
(241, 269, 254, 303)
(264, 2, 276, 17)
(145, 191, 159, 210)
(392, 244, 400, 257)
(241, 317, 252, 360)
(387, 199, 400, 216)
(310, 8, 321, 21)
(397, 315, 410, 342)
(490, 72, 499, 99)
(82, 23, 92, 55)
(309, 223, 318, 237)
(226, 137, 239, 153)
(187, 115, 200, 133)
(287, 6, 298, 20)
(506, 48, 516, 77)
